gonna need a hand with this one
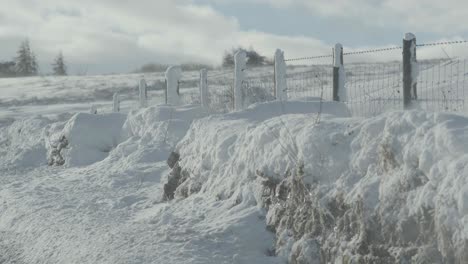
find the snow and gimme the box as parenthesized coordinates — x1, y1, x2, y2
(176, 107, 468, 261)
(0, 64, 468, 262)
(54, 112, 127, 166)
(404, 32, 416, 41)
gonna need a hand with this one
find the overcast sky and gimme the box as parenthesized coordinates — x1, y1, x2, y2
(1, 0, 468, 74)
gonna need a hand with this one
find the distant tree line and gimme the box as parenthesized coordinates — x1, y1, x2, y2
(222, 47, 272, 67)
(135, 63, 214, 73)
(135, 47, 270, 73)
(0, 39, 67, 78)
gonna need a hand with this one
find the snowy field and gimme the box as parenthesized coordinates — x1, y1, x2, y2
(1, 63, 468, 263)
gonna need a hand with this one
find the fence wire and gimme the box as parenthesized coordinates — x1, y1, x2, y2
(415, 59, 466, 112)
(198, 39, 468, 117)
(177, 77, 200, 105)
(241, 65, 276, 108)
(207, 70, 235, 113)
(286, 65, 333, 101)
(344, 62, 403, 116)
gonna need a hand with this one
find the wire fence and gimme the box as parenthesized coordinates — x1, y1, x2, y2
(105, 39, 467, 117)
(178, 77, 200, 105)
(241, 65, 276, 107)
(207, 69, 235, 113)
(286, 66, 333, 101)
(280, 40, 468, 117)
(344, 62, 403, 116)
(415, 59, 466, 112)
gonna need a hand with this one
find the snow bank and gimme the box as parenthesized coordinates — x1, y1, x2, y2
(176, 100, 350, 195)
(0, 116, 67, 168)
(50, 112, 127, 166)
(3, 97, 468, 262)
(105, 104, 208, 166)
(122, 104, 207, 144)
(174, 106, 468, 262)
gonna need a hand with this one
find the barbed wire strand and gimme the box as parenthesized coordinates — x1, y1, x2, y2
(343, 46, 403, 56)
(285, 40, 468, 62)
(417, 40, 468, 47)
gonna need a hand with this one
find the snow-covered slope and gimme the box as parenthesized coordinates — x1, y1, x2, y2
(0, 98, 467, 263)
(176, 107, 468, 262)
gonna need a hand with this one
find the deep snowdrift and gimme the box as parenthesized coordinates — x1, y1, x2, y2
(174, 106, 468, 263)
(0, 100, 467, 263)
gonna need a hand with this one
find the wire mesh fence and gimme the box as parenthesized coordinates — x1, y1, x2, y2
(282, 39, 468, 117)
(178, 77, 200, 105)
(242, 65, 276, 107)
(415, 59, 466, 112)
(207, 69, 235, 113)
(286, 65, 333, 101)
(146, 39, 468, 118)
(344, 62, 403, 116)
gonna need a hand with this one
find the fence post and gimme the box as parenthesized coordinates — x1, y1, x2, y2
(200, 68, 208, 108)
(113, 92, 120, 112)
(274, 49, 287, 101)
(333, 43, 346, 101)
(403, 33, 417, 109)
(139, 79, 148, 108)
(165, 66, 182, 105)
(234, 50, 247, 111)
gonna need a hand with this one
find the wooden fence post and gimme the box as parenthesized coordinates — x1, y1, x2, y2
(165, 66, 182, 105)
(139, 79, 147, 108)
(113, 92, 120, 112)
(333, 43, 346, 101)
(274, 49, 287, 101)
(200, 68, 208, 108)
(234, 50, 247, 110)
(403, 33, 417, 109)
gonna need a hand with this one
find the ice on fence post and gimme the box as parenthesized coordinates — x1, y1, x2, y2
(234, 50, 246, 111)
(165, 66, 182, 105)
(139, 79, 147, 108)
(333, 43, 347, 102)
(405, 33, 418, 100)
(199, 69, 208, 108)
(113, 92, 120, 113)
(274, 49, 287, 101)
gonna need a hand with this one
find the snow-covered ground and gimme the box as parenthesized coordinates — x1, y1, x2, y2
(1, 64, 468, 263)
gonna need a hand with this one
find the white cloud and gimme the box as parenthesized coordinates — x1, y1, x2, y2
(229, 0, 468, 34)
(0, 0, 466, 74)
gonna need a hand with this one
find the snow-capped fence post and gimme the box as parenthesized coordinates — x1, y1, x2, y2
(403, 33, 418, 109)
(274, 49, 287, 101)
(199, 68, 208, 108)
(139, 79, 148, 108)
(113, 92, 120, 112)
(234, 50, 247, 111)
(165, 66, 182, 105)
(333, 43, 346, 101)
